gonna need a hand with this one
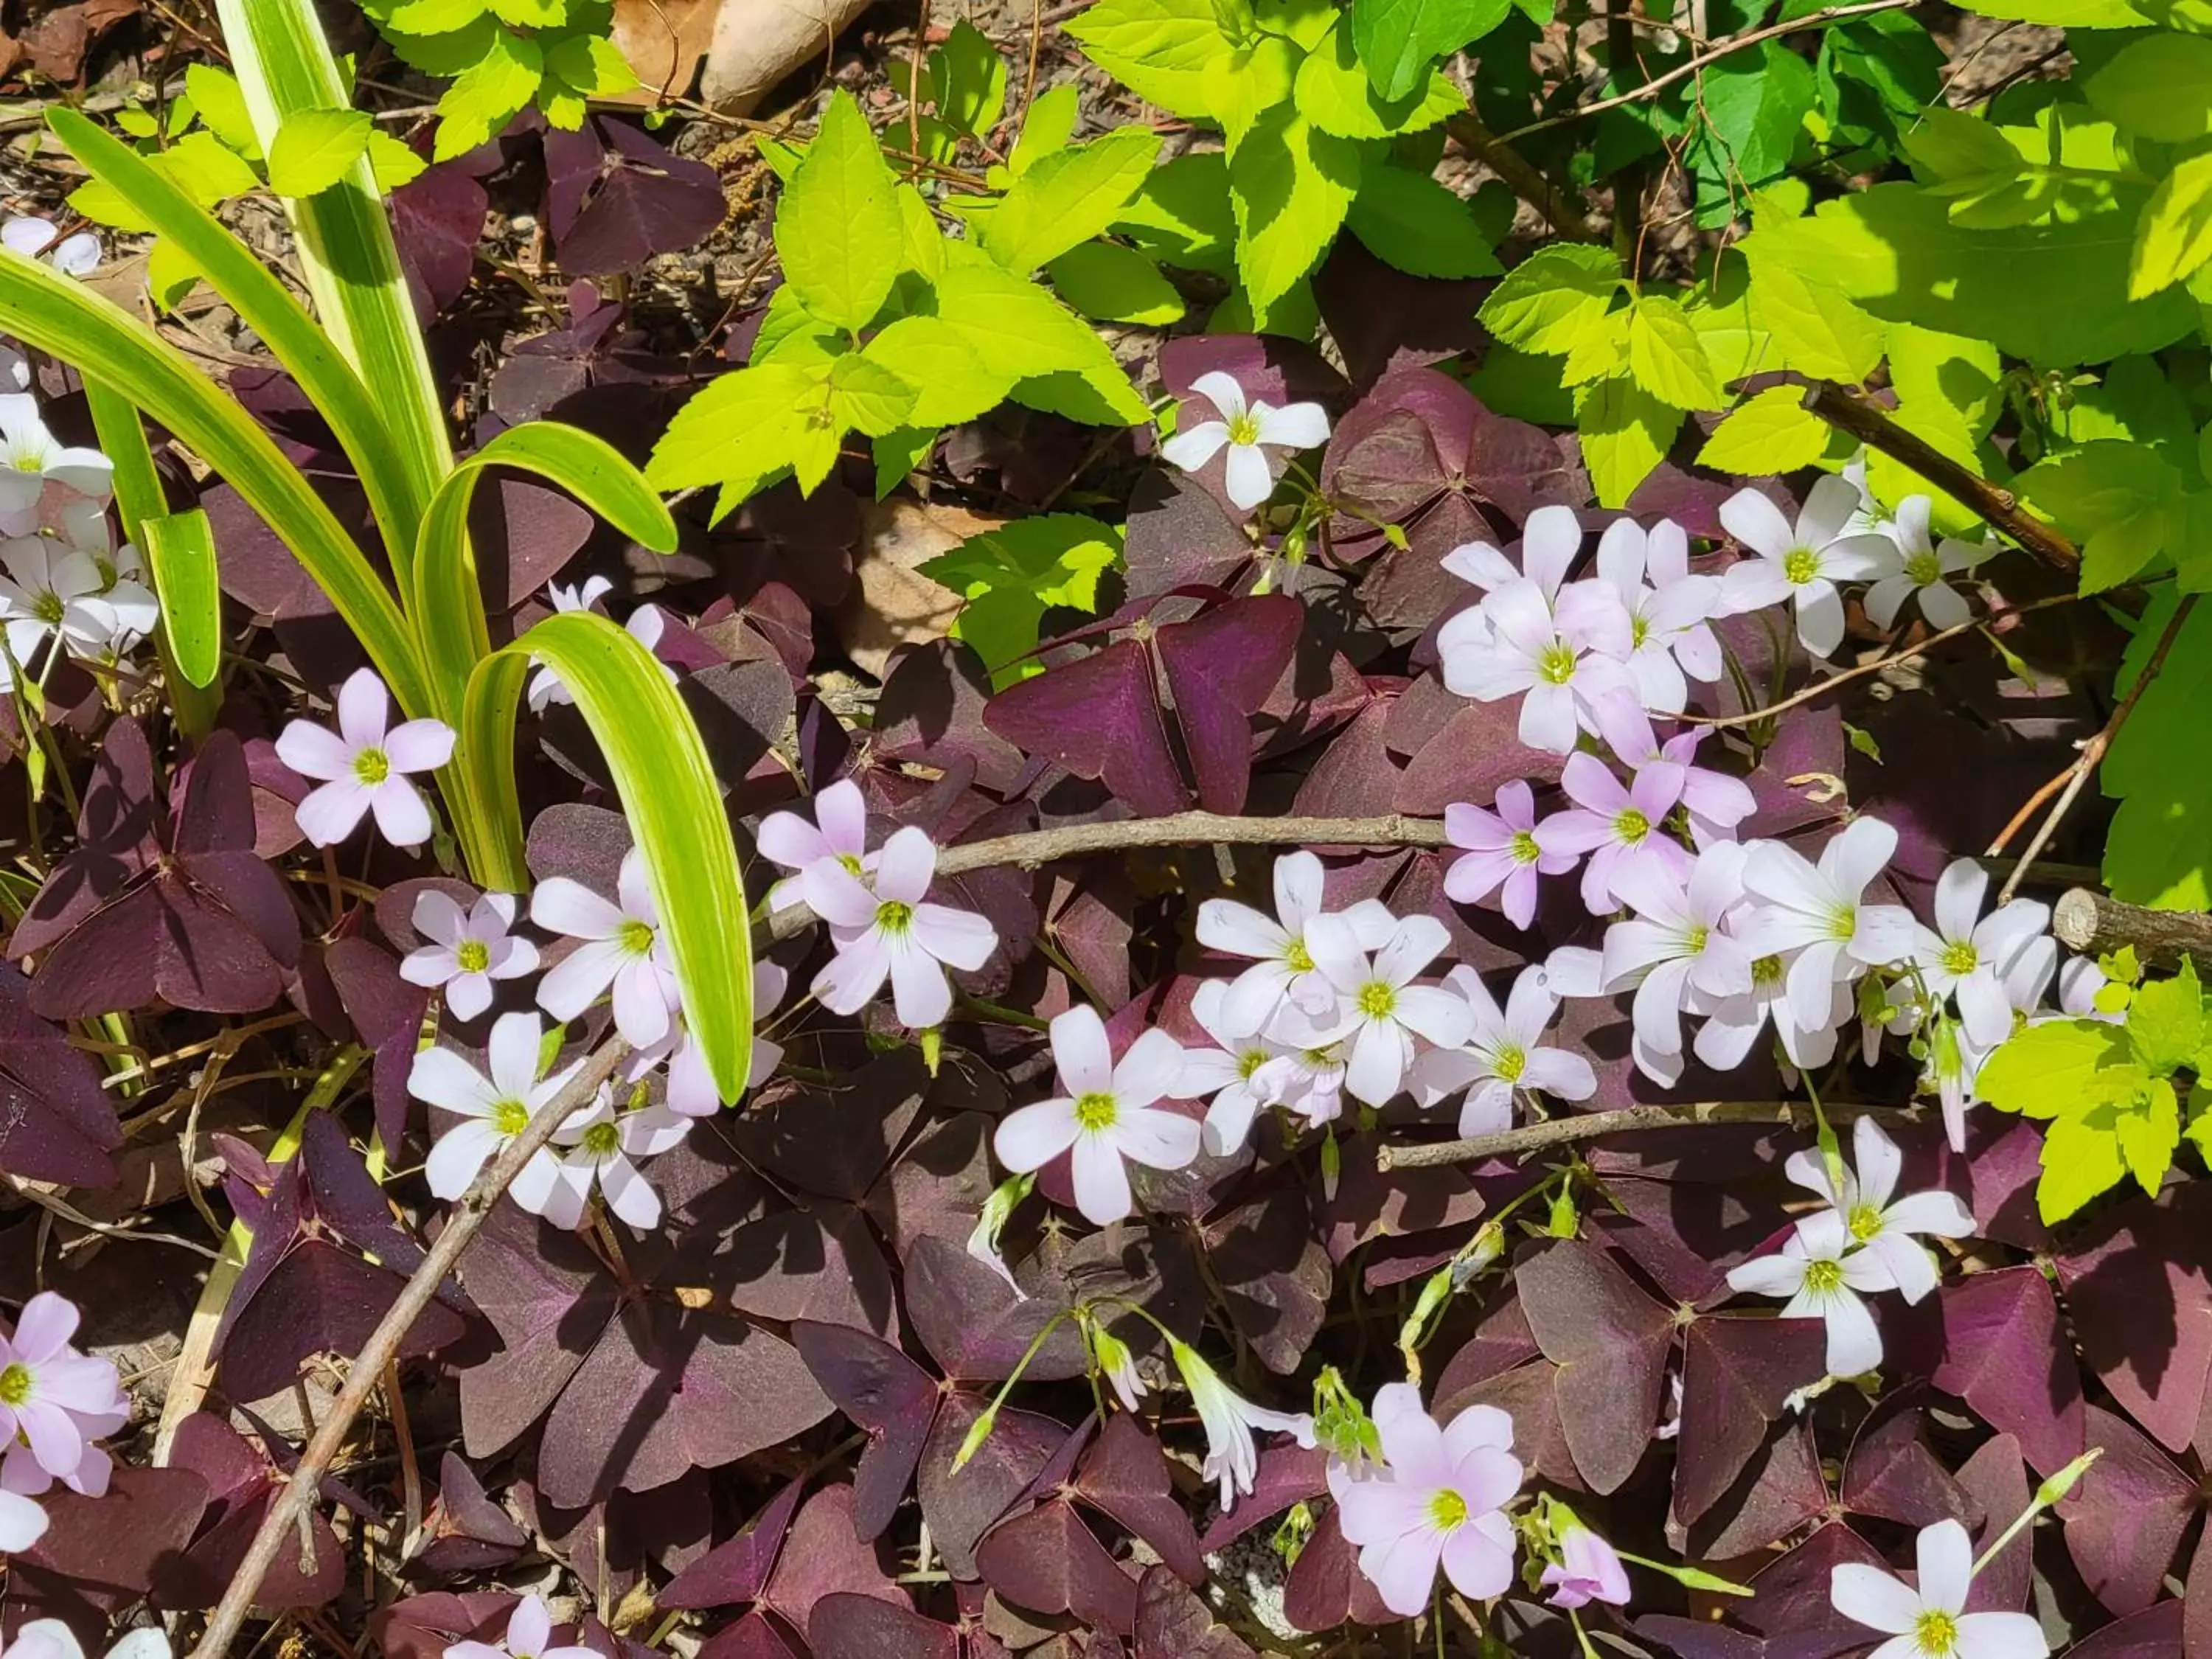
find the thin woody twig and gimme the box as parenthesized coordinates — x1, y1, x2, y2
(1377, 1099, 1929, 1169)
(765, 812, 1453, 941)
(190, 1040, 631, 1659)
(1804, 382, 2081, 574)
(1997, 595, 2198, 904)
(1444, 109, 1598, 241)
(1495, 0, 1920, 142)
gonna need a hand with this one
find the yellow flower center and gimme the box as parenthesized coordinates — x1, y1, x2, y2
(1804, 1258, 1843, 1294)
(838, 852, 866, 877)
(1074, 1091, 1119, 1131)
(1829, 903, 1858, 943)
(29, 588, 63, 625)
(1915, 1610, 1961, 1658)
(0, 1363, 30, 1406)
(1752, 953, 1784, 987)
(1941, 939, 1978, 976)
(1537, 640, 1578, 684)
(352, 747, 391, 786)
(580, 1121, 621, 1157)
(1905, 552, 1941, 586)
(1284, 938, 1314, 973)
(456, 939, 491, 974)
(1509, 829, 1541, 865)
(619, 917, 656, 955)
(1686, 923, 1709, 953)
(1492, 1043, 1526, 1082)
(1783, 548, 1820, 585)
(1357, 981, 1397, 1020)
(1238, 1050, 1267, 1080)
(1427, 1489, 1469, 1531)
(493, 1099, 530, 1136)
(1226, 410, 1262, 446)
(1848, 1203, 1885, 1243)
(877, 899, 914, 935)
(1615, 807, 1649, 845)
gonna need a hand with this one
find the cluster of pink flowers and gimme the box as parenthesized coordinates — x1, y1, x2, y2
(0, 1291, 131, 1556)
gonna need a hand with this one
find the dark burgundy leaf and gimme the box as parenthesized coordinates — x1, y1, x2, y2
(984, 639, 1184, 816)
(905, 1236, 1087, 1382)
(975, 1499, 1140, 1635)
(557, 119, 726, 276)
(1200, 1187, 1331, 1377)
(791, 1321, 937, 1540)
(392, 163, 488, 316)
(808, 1595, 957, 1659)
(1955, 1434, 2031, 1613)
(154, 1414, 344, 1610)
(1194, 1444, 1326, 1552)
(696, 1612, 807, 1659)
(1674, 1315, 1826, 1525)
(662, 1480, 807, 1610)
(1132, 1565, 1255, 1659)
(917, 1394, 1064, 1579)
(2058, 1405, 2196, 1618)
(1072, 1413, 1205, 1586)
(220, 1239, 467, 1403)
(1280, 1506, 1393, 1632)
(759, 1485, 908, 1630)
(1689, 1417, 1829, 1558)
(1515, 1238, 1674, 1493)
(0, 962, 122, 1185)
(732, 1049, 930, 1202)
(2055, 1186, 2212, 1455)
(1839, 1394, 1972, 1530)
(2061, 1602, 2185, 1659)
(1154, 595, 1302, 813)
(10, 1466, 210, 1634)
(416, 1451, 528, 1576)
(1932, 1265, 2085, 1476)
(1735, 1523, 1889, 1659)
(12, 714, 159, 956)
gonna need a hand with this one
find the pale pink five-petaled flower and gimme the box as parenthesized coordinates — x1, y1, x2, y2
(1335, 1382, 1524, 1618)
(807, 825, 998, 1029)
(1829, 1518, 2046, 1659)
(276, 668, 455, 849)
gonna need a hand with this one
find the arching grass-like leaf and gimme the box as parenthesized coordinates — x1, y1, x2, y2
(0, 245, 431, 717)
(459, 612, 753, 1102)
(48, 107, 431, 570)
(140, 509, 222, 689)
(410, 421, 680, 722)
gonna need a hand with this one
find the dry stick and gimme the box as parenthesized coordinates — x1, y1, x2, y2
(1445, 109, 1599, 241)
(192, 1040, 631, 1659)
(1995, 595, 2199, 905)
(1804, 382, 2081, 575)
(2054, 888, 2212, 973)
(1686, 591, 2079, 731)
(1378, 1099, 1931, 1170)
(765, 811, 1454, 941)
(1495, 0, 1920, 142)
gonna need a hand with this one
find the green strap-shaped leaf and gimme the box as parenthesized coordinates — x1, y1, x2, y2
(460, 612, 754, 1103)
(48, 108, 429, 571)
(82, 380, 222, 738)
(0, 250, 432, 717)
(409, 422, 680, 722)
(211, 0, 455, 526)
(141, 509, 223, 689)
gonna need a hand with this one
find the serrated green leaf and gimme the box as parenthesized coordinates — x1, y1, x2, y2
(917, 512, 1123, 686)
(1979, 1019, 2133, 1119)
(1065, 0, 1234, 119)
(1010, 82, 1080, 173)
(1114, 150, 1237, 274)
(2132, 152, 2212, 298)
(1694, 40, 1815, 188)
(1477, 242, 1620, 354)
(462, 612, 754, 1102)
(366, 129, 429, 191)
(860, 315, 1004, 425)
(1047, 240, 1186, 324)
(186, 63, 263, 159)
(872, 426, 937, 497)
(1229, 105, 1366, 310)
(163, 131, 262, 204)
(1204, 34, 1301, 150)
(2038, 1107, 2129, 1222)
(1627, 294, 1726, 409)
(1345, 164, 1499, 277)
(1737, 232, 1885, 383)
(1950, 0, 2143, 21)
(1295, 15, 1461, 139)
(647, 361, 825, 509)
(2106, 596, 2212, 908)
(267, 108, 374, 197)
(1351, 0, 1511, 102)
(980, 125, 1159, 274)
(934, 252, 1147, 422)
(1698, 385, 1831, 473)
(1575, 376, 1678, 508)
(2127, 959, 2205, 1075)
(929, 19, 1007, 138)
(2019, 440, 2188, 591)
(776, 91, 903, 332)
(828, 352, 918, 437)
(2088, 31, 2212, 142)
(434, 29, 543, 161)
(543, 32, 637, 99)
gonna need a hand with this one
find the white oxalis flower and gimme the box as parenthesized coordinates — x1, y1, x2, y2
(1785, 1115, 1975, 1304)
(552, 1088, 692, 1232)
(1911, 858, 2053, 1051)
(275, 667, 456, 849)
(1194, 849, 1394, 1037)
(1864, 495, 1988, 633)
(992, 1004, 1199, 1225)
(1299, 912, 1474, 1107)
(1160, 370, 1330, 512)
(1738, 818, 1917, 1034)
(1408, 964, 1595, 1137)
(531, 846, 681, 1048)
(1171, 1338, 1315, 1512)
(1830, 1518, 2048, 1659)
(411, 1012, 590, 1229)
(1718, 478, 1893, 658)
(401, 888, 540, 1022)
(1725, 1208, 1889, 1377)
(807, 825, 998, 1030)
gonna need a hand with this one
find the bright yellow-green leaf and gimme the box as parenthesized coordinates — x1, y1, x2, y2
(2038, 1110, 2128, 1222)
(1010, 83, 1080, 173)
(647, 361, 824, 508)
(861, 315, 1005, 425)
(1295, 15, 1461, 139)
(1478, 242, 1620, 355)
(366, 129, 429, 191)
(1228, 105, 1365, 311)
(1065, 0, 1236, 119)
(267, 108, 374, 197)
(933, 254, 1147, 422)
(186, 63, 264, 159)
(2132, 152, 2212, 298)
(2087, 32, 2212, 142)
(141, 509, 223, 688)
(1737, 237, 1886, 383)
(1576, 376, 1678, 507)
(1047, 240, 1186, 324)
(164, 131, 262, 204)
(1345, 165, 1499, 278)
(1699, 386, 1831, 473)
(829, 352, 919, 437)
(1627, 294, 1727, 409)
(979, 126, 1160, 274)
(434, 29, 543, 161)
(776, 91, 903, 332)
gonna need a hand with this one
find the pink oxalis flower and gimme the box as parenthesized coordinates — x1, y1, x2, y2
(1335, 1383, 1524, 1618)
(276, 668, 455, 849)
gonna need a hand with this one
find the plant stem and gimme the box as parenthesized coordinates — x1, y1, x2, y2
(1375, 1099, 1930, 1170)
(187, 1039, 630, 1659)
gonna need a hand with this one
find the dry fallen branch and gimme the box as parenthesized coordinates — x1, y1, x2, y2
(1377, 1099, 1932, 1169)
(2053, 888, 2212, 974)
